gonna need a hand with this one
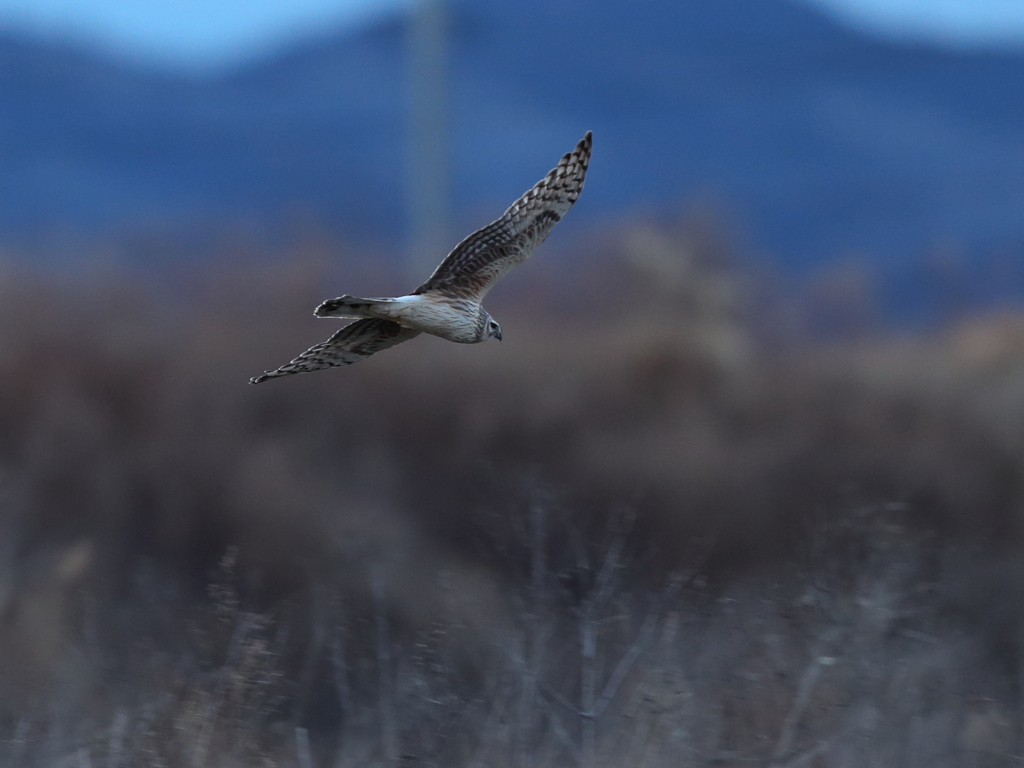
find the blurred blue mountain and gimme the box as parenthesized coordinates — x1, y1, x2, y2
(2, 0, 1024, 274)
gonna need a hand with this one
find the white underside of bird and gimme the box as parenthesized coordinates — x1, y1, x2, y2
(312, 294, 487, 344)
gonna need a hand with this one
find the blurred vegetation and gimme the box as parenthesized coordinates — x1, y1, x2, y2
(0, 220, 1022, 766)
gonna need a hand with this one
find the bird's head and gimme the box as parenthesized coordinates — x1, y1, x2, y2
(487, 317, 503, 342)
(478, 310, 502, 342)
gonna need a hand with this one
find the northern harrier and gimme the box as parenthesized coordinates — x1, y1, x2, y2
(251, 131, 592, 383)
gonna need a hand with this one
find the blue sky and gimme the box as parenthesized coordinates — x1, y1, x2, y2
(0, 0, 1023, 69)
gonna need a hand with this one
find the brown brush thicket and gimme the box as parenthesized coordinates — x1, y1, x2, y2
(0, 222, 1022, 766)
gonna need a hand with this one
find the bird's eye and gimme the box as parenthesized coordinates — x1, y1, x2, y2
(490, 321, 498, 330)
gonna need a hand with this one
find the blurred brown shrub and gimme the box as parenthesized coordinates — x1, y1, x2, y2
(0, 224, 1023, 764)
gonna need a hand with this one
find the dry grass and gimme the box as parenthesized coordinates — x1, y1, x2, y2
(0, 223, 1022, 765)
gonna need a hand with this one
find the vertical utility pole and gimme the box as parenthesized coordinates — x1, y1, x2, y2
(408, 0, 450, 281)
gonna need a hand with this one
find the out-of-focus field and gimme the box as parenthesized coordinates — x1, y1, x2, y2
(1, 223, 1023, 767)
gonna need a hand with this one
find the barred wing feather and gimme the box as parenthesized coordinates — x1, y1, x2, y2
(414, 131, 592, 301)
(250, 319, 421, 383)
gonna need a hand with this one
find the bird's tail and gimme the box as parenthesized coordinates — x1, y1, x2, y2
(314, 295, 397, 319)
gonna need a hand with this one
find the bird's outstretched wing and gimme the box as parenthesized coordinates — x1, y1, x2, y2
(250, 319, 421, 383)
(413, 131, 592, 302)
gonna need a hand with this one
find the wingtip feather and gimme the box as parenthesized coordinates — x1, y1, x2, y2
(250, 370, 282, 384)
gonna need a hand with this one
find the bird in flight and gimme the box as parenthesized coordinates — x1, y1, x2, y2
(251, 131, 592, 383)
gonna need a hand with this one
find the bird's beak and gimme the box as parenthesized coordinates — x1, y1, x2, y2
(495, 329, 503, 341)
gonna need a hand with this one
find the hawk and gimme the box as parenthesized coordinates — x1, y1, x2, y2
(251, 131, 592, 383)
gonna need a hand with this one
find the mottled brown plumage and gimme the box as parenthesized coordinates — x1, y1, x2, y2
(415, 132, 591, 301)
(251, 320, 421, 384)
(250, 132, 592, 383)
